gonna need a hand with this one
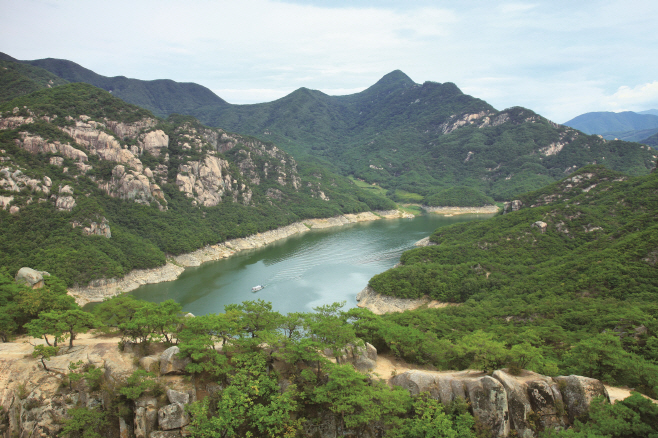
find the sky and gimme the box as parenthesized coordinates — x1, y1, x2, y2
(1, 0, 657, 123)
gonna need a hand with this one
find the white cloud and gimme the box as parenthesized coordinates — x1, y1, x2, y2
(1, 0, 657, 121)
(605, 82, 658, 109)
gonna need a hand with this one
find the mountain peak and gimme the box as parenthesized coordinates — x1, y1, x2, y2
(374, 70, 416, 88)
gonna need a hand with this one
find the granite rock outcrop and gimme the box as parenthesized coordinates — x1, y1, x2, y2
(391, 369, 609, 437)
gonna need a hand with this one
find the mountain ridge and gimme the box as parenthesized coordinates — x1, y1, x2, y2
(4, 53, 656, 205)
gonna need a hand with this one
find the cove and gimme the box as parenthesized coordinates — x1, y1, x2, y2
(129, 213, 493, 315)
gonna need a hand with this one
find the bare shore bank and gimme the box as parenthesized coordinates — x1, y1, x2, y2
(355, 286, 458, 315)
(68, 210, 413, 306)
(421, 205, 500, 216)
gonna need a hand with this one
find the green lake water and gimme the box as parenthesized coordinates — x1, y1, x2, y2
(129, 213, 493, 316)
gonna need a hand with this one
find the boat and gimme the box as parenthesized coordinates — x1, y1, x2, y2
(251, 285, 264, 292)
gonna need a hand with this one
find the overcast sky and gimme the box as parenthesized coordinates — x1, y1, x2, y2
(1, 0, 657, 123)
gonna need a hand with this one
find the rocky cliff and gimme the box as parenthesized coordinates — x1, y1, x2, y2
(0, 336, 615, 438)
(391, 369, 609, 437)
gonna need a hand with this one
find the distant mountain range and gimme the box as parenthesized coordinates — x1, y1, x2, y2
(0, 52, 227, 118)
(563, 110, 658, 143)
(2, 52, 656, 204)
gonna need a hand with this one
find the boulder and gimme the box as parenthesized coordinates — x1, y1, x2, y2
(532, 221, 548, 233)
(554, 375, 609, 423)
(503, 200, 523, 214)
(15, 267, 49, 289)
(166, 389, 190, 405)
(158, 403, 190, 430)
(328, 342, 377, 372)
(160, 347, 190, 375)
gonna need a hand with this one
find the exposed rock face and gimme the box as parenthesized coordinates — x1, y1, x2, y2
(526, 379, 565, 431)
(414, 236, 436, 247)
(99, 164, 165, 208)
(61, 119, 144, 172)
(328, 342, 378, 372)
(503, 200, 523, 214)
(531, 221, 548, 233)
(166, 389, 190, 405)
(158, 402, 190, 430)
(493, 370, 533, 438)
(464, 376, 510, 437)
(17, 132, 89, 162)
(356, 286, 457, 315)
(1, 167, 51, 194)
(160, 347, 191, 375)
(176, 156, 233, 207)
(105, 117, 158, 140)
(554, 375, 609, 423)
(0, 195, 13, 210)
(71, 216, 112, 238)
(15, 267, 49, 289)
(134, 397, 158, 438)
(55, 184, 76, 211)
(140, 129, 169, 156)
(391, 370, 609, 437)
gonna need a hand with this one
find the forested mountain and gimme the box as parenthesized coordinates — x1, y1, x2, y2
(0, 52, 229, 119)
(9, 53, 656, 205)
(563, 110, 658, 143)
(0, 58, 68, 102)
(0, 82, 394, 286)
(361, 165, 658, 397)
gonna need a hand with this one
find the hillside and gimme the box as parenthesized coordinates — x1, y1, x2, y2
(12, 54, 656, 205)
(358, 165, 658, 397)
(0, 83, 394, 286)
(0, 59, 68, 102)
(190, 74, 658, 203)
(3, 54, 229, 119)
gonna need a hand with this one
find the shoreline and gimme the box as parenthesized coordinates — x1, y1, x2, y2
(421, 205, 500, 216)
(68, 209, 414, 306)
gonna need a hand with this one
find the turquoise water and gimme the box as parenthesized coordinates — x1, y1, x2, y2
(129, 214, 492, 315)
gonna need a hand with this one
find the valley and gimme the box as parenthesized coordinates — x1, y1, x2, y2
(0, 53, 657, 437)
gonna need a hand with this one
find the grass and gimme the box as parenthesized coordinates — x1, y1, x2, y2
(395, 189, 424, 203)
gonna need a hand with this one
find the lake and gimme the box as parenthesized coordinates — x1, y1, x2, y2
(129, 213, 493, 315)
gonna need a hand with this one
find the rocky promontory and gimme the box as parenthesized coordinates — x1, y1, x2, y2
(355, 286, 457, 315)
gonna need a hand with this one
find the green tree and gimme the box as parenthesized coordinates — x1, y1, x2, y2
(58, 310, 99, 347)
(59, 406, 108, 438)
(187, 351, 300, 438)
(25, 311, 66, 346)
(386, 394, 475, 438)
(454, 330, 508, 373)
(32, 344, 59, 371)
(312, 362, 411, 435)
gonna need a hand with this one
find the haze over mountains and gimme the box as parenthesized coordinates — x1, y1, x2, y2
(563, 110, 658, 143)
(2, 52, 656, 206)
